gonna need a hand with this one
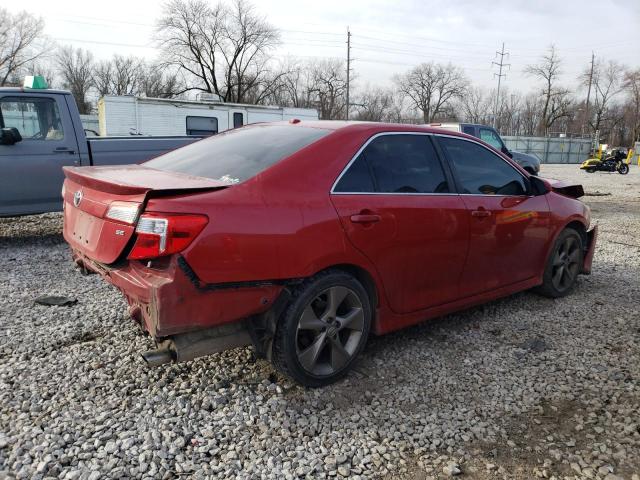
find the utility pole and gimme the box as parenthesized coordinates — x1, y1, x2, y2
(346, 27, 351, 120)
(492, 42, 510, 129)
(583, 52, 595, 135)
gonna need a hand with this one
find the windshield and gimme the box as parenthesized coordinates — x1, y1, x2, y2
(144, 124, 330, 183)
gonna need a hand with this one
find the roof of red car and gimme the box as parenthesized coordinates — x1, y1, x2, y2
(272, 120, 468, 136)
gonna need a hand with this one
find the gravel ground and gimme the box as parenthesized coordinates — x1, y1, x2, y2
(1, 164, 639, 480)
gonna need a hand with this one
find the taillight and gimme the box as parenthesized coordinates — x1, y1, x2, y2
(127, 213, 208, 260)
(105, 201, 141, 225)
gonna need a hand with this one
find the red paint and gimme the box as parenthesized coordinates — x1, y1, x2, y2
(62, 122, 595, 340)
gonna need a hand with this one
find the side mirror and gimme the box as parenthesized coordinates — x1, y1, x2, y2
(529, 175, 549, 196)
(501, 145, 513, 158)
(1, 127, 22, 146)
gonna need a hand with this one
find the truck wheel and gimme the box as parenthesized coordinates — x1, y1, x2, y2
(535, 228, 584, 298)
(272, 270, 371, 387)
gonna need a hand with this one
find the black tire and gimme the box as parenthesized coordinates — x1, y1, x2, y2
(586, 167, 596, 173)
(618, 163, 629, 175)
(536, 228, 584, 298)
(272, 270, 371, 387)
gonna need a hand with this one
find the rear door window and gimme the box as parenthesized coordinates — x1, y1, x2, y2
(438, 136, 527, 196)
(146, 124, 330, 183)
(334, 134, 449, 194)
(0, 97, 64, 140)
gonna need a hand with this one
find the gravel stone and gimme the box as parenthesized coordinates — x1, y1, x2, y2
(1, 166, 639, 479)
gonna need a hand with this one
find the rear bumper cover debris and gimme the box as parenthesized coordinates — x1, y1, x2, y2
(582, 225, 598, 275)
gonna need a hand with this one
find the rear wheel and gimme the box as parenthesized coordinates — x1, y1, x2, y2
(618, 162, 629, 174)
(272, 270, 371, 387)
(536, 228, 584, 298)
(586, 167, 596, 173)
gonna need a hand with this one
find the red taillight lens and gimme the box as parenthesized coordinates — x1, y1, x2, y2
(127, 213, 208, 260)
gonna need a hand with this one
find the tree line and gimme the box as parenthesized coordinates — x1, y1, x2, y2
(1, 1, 639, 145)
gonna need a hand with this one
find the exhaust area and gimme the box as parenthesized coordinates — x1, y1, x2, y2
(141, 322, 253, 367)
(141, 348, 174, 367)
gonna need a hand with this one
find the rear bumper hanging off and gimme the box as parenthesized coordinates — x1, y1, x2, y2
(71, 250, 283, 338)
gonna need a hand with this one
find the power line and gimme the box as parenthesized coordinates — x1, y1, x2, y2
(492, 42, 510, 127)
(52, 37, 154, 49)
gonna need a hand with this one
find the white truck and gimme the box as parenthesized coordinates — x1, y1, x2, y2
(98, 95, 319, 137)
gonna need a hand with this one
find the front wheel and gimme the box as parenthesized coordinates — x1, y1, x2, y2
(272, 270, 372, 387)
(535, 228, 584, 298)
(618, 163, 629, 174)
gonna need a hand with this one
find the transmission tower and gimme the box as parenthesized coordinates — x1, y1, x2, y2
(492, 43, 510, 128)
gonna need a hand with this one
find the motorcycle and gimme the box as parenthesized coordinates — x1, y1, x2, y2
(580, 149, 629, 175)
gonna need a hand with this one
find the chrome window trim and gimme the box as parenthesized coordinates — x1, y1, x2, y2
(330, 131, 529, 197)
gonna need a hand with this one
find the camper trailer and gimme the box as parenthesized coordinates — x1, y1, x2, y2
(98, 95, 319, 137)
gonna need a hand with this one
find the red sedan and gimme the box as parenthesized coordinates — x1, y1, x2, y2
(62, 122, 597, 387)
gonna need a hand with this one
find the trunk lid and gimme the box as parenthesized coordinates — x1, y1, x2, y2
(63, 165, 229, 264)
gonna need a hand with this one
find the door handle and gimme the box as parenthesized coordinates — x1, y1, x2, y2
(350, 213, 381, 224)
(471, 208, 491, 218)
(53, 147, 76, 154)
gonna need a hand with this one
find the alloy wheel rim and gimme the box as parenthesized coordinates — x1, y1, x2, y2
(295, 286, 364, 376)
(551, 236, 581, 291)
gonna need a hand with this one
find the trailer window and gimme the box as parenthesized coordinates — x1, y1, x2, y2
(233, 112, 243, 128)
(0, 97, 64, 140)
(145, 124, 330, 183)
(186, 116, 218, 136)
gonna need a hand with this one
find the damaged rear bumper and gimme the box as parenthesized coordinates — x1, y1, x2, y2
(71, 251, 284, 361)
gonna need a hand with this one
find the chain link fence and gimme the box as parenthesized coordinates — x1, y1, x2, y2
(502, 136, 593, 164)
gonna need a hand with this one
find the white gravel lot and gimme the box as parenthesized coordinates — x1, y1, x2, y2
(0, 164, 639, 480)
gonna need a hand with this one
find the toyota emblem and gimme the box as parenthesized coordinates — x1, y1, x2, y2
(73, 190, 83, 207)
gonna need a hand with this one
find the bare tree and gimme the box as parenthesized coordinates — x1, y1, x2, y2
(395, 62, 468, 123)
(93, 60, 114, 97)
(306, 58, 347, 119)
(520, 93, 543, 136)
(525, 45, 571, 134)
(459, 86, 492, 125)
(623, 68, 640, 142)
(0, 8, 47, 86)
(56, 46, 94, 114)
(156, 0, 280, 103)
(586, 60, 624, 134)
(110, 56, 144, 95)
(498, 90, 523, 135)
(94, 56, 143, 96)
(353, 86, 395, 122)
(139, 63, 186, 98)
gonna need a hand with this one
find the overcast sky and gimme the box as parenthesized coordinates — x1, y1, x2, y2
(17, 0, 640, 96)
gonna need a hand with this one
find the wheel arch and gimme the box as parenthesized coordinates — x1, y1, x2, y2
(314, 263, 379, 321)
(564, 219, 588, 247)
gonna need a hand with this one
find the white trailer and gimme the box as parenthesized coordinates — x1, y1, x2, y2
(97, 95, 319, 137)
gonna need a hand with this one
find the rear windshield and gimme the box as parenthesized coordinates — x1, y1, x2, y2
(144, 124, 330, 183)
